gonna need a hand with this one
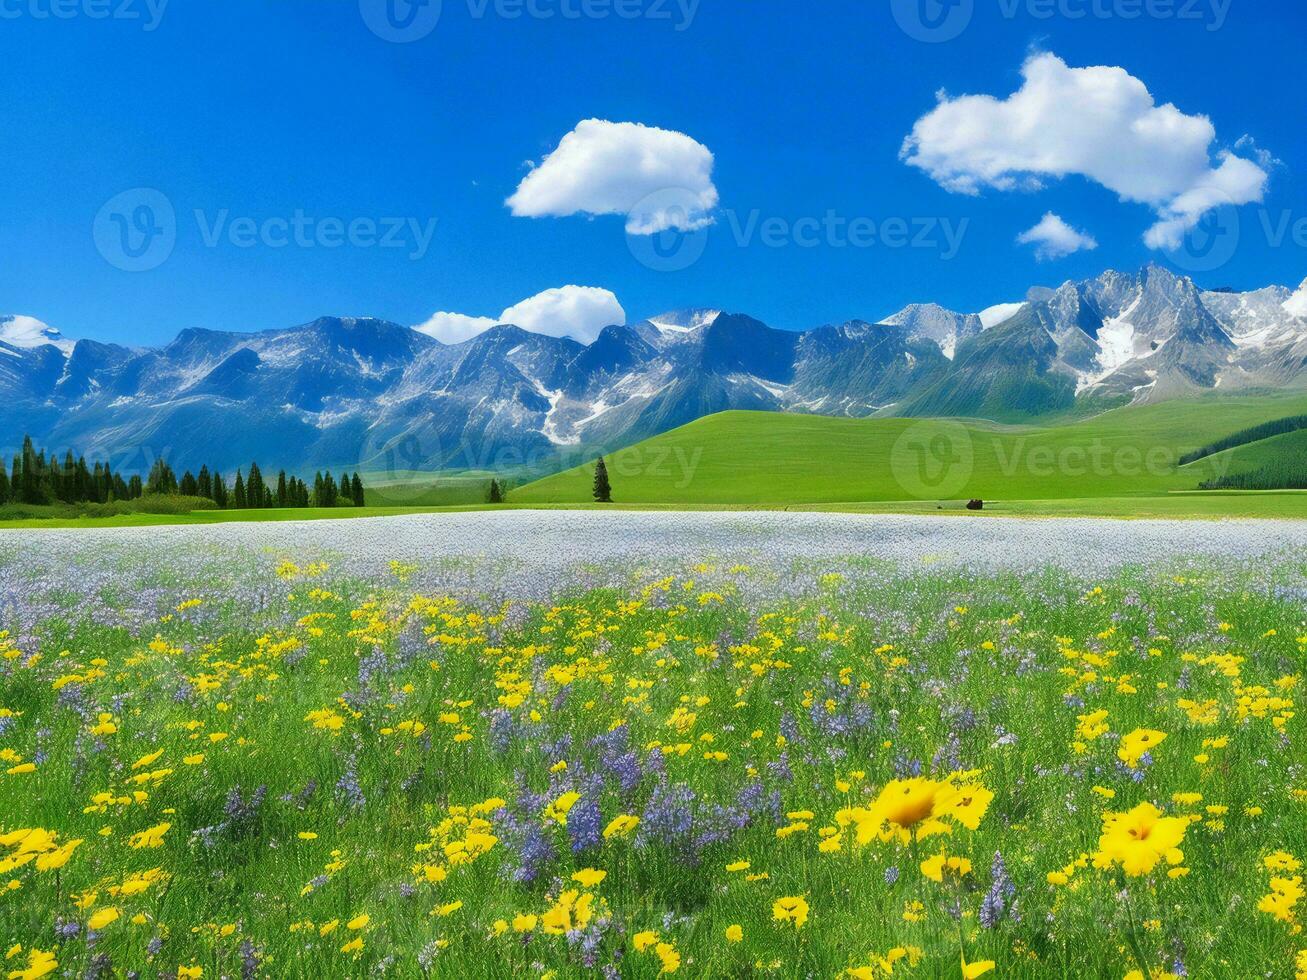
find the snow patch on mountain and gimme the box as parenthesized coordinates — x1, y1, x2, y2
(0, 315, 76, 355)
(646, 309, 721, 334)
(881, 303, 982, 360)
(1097, 296, 1140, 373)
(978, 303, 1024, 329)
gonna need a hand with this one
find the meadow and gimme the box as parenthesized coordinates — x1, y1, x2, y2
(1, 541, 1305, 978)
(513, 392, 1307, 512)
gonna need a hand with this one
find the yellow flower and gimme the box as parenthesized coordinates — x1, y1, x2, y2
(603, 815, 639, 839)
(571, 868, 606, 888)
(920, 849, 973, 883)
(544, 791, 580, 825)
(340, 938, 363, 954)
(654, 942, 680, 974)
(512, 914, 537, 933)
(127, 822, 171, 849)
(843, 776, 971, 845)
(633, 931, 659, 952)
(772, 895, 809, 929)
(724, 924, 743, 943)
(88, 907, 120, 930)
(942, 784, 993, 830)
(346, 914, 370, 930)
(1092, 802, 1187, 877)
(961, 953, 995, 978)
(7, 948, 57, 980)
(1117, 729, 1167, 768)
(1258, 876, 1303, 923)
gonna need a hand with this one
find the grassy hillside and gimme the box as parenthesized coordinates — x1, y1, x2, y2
(1182, 427, 1307, 476)
(513, 391, 1307, 506)
(363, 474, 496, 507)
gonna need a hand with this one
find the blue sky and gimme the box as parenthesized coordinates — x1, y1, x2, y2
(3, 0, 1305, 346)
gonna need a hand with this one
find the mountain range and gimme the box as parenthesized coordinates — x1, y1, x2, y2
(3, 264, 1305, 475)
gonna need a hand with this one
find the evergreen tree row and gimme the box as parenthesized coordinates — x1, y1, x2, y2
(0, 436, 366, 509)
(0, 436, 136, 506)
(147, 458, 367, 509)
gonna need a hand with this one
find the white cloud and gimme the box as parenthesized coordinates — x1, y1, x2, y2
(900, 53, 1270, 250)
(1016, 212, 1098, 260)
(1284, 279, 1307, 319)
(501, 286, 625, 343)
(506, 119, 718, 234)
(414, 285, 625, 346)
(413, 311, 500, 345)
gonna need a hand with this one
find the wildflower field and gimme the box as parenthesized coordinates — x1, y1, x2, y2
(1, 543, 1305, 979)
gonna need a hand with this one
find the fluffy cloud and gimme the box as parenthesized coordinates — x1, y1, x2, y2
(1016, 212, 1098, 260)
(413, 312, 500, 345)
(900, 53, 1270, 250)
(506, 119, 718, 234)
(414, 285, 625, 345)
(1284, 279, 1307, 319)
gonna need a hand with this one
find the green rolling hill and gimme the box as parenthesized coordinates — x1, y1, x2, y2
(513, 392, 1307, 508)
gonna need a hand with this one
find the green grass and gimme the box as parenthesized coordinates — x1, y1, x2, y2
(514, 391, 1307, 510)
(3, 551, 1306, 977)
(0, 505, 452, 529)
(1183, 427, 1307, 475)
(364, 476, 494, 508)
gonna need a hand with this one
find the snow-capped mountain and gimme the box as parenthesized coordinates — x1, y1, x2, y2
(1, 315, 76, 355)
(879, 303, 983, 360)
(3, 265, 1305, 473)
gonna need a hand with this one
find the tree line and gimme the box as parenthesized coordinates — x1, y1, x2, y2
(0, 436, 366, 509)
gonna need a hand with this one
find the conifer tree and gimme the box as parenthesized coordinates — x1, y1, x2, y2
(146, 458, 178, 495)
(212, 472, 228, 508)
(179, 471, 198, 497)
(592, 456, 612, 503)
(488, 478, 504, 504)
(276, 471, 288, 507)
(351, 473, 365, 507)
(197, 465, 213, 500)
(233, 470, 247, 509)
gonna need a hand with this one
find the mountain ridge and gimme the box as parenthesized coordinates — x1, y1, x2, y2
(3, 266, 1304, 474)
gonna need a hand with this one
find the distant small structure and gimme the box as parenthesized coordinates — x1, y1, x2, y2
(966, 499, 984, 511)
